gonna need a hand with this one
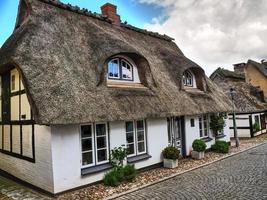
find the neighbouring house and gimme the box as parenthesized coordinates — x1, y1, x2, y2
(234, 60, 267, 100)
(0, 0, 232, 195)
(210, 68, 267, 138)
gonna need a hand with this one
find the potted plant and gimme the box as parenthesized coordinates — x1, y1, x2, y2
(162, 146, 180, 168)
(191, 139, 207, 159)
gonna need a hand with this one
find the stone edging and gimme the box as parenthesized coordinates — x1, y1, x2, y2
(105, 142, 267, 200)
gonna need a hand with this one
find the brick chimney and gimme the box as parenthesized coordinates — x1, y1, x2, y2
(101, 3, 121, 25)
(233, 63, 246, 76)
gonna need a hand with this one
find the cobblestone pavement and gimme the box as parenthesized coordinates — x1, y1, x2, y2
(0, 175, 47, 200)
(115, 143, 267, 200)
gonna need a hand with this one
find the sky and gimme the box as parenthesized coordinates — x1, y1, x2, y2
(1, 0, 267, 75)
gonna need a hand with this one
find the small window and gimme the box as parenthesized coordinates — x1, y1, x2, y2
(108, 57, 133, 81)
(81, 123, 109, 168)
(11, 75, 16, 91)
(125, 120, 146, 157)
(183, 71, 193, 87)
(199, 115, 209, 138)
(190, 119, 195, 127)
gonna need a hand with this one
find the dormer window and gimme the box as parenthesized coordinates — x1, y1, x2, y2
(183, 71, 193, 87)
(108, 57, 133, 81)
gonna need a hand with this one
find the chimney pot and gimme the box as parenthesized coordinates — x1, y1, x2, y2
(101, 3, 121, 25)
(233, 63, 246, 76)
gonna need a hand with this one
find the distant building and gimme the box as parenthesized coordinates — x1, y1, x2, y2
(234, 60, 267, 100)
(211, 68, 267, 138)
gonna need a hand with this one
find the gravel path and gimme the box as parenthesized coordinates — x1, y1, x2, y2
(114, 143, 267, 200)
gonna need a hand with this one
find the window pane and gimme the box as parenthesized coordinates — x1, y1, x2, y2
(121, 60, 132, 80)
(96, 124, 106, 136)
(108, 59, 119, 78)
(137, 131, 144, 141)
(81, 125, 92, 138)
(97, 136, 106, 149)
(136, 120, 144, 130)
(10, 69, 20, 92)
(82, 138, 92, 151)
(126, 121, 134, 132)
(126, 132, 134, 143)
(97, 149, 107, 162)
(82, 152, 93, 166)
(138, 142, 145, 153)
(127, 144, 135, 155)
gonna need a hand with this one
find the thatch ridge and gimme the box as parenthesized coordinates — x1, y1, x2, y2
(0, 0, 232, 125)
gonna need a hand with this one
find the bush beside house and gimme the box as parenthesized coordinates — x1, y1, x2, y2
(211, 141, 230, 153)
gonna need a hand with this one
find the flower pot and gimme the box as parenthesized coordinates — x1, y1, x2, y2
(163, 158, 178, 168)
(191, 150, 205, 160)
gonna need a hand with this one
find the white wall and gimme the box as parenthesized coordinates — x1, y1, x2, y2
(51, 118, 169, 194)
(228, 112, 266, 138)
(185, 115, 230, 156)
(0, 125, 54, 193)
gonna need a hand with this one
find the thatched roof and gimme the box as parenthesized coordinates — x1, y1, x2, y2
(211, 68, 267, 113)
(0, 0, 232, 125)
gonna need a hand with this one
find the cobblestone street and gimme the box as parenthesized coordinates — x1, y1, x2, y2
(115, 143, 267, 200)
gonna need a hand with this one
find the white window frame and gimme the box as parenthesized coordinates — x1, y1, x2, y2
(94, 122, 109, 165)
(108, 58, 120, 80)
(81, 124, 95, 168)
(125, 120, 147, 158)
(199, 115, 209, 138)
(107, 57, 134, 81)
(183, 70, 193, 87)
(80, 123, 109, 169)
(121, 59, 133, 80)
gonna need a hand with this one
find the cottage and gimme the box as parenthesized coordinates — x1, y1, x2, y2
(210, 68, 267, 138)
(0, 0, 232, 195)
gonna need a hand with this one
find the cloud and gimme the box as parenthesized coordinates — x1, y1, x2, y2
(138, 0, 267, 75)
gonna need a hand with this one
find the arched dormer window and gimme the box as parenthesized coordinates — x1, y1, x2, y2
(183, 70, 194, 87)
(107, 56, 141, 84)
(108, 57, 133, 81)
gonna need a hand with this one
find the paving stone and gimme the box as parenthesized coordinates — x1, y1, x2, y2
(115, 143, 267, 200)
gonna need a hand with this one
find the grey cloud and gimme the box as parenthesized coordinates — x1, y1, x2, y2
(138, 0, 267, 75)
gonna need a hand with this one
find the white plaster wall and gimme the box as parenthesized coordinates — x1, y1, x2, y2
(133, 118, 168, 169)
(185, 115, 230, 156)
(0, 125, 54, 193)
(51, 118, 169, 193)
(229, 112, 266, 138)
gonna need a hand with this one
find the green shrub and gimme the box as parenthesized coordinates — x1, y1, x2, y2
(110, 146, 127, 169)
(192, 139, 207, 152)
(210, 114, 225, 137)
(211, 141, 229, 153)
(162, 146, 180, 160)
(104, 170, 121, 187)
(253, 122, 260, 132)
(122, 164, 137, 181)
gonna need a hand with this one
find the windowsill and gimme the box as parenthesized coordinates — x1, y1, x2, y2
(107, 80, 147, 89)
(81, 163, 112, 176)
(215, 134, 226, 139)
(127, 154, 151, 163)
(201, 137, 213, 142)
